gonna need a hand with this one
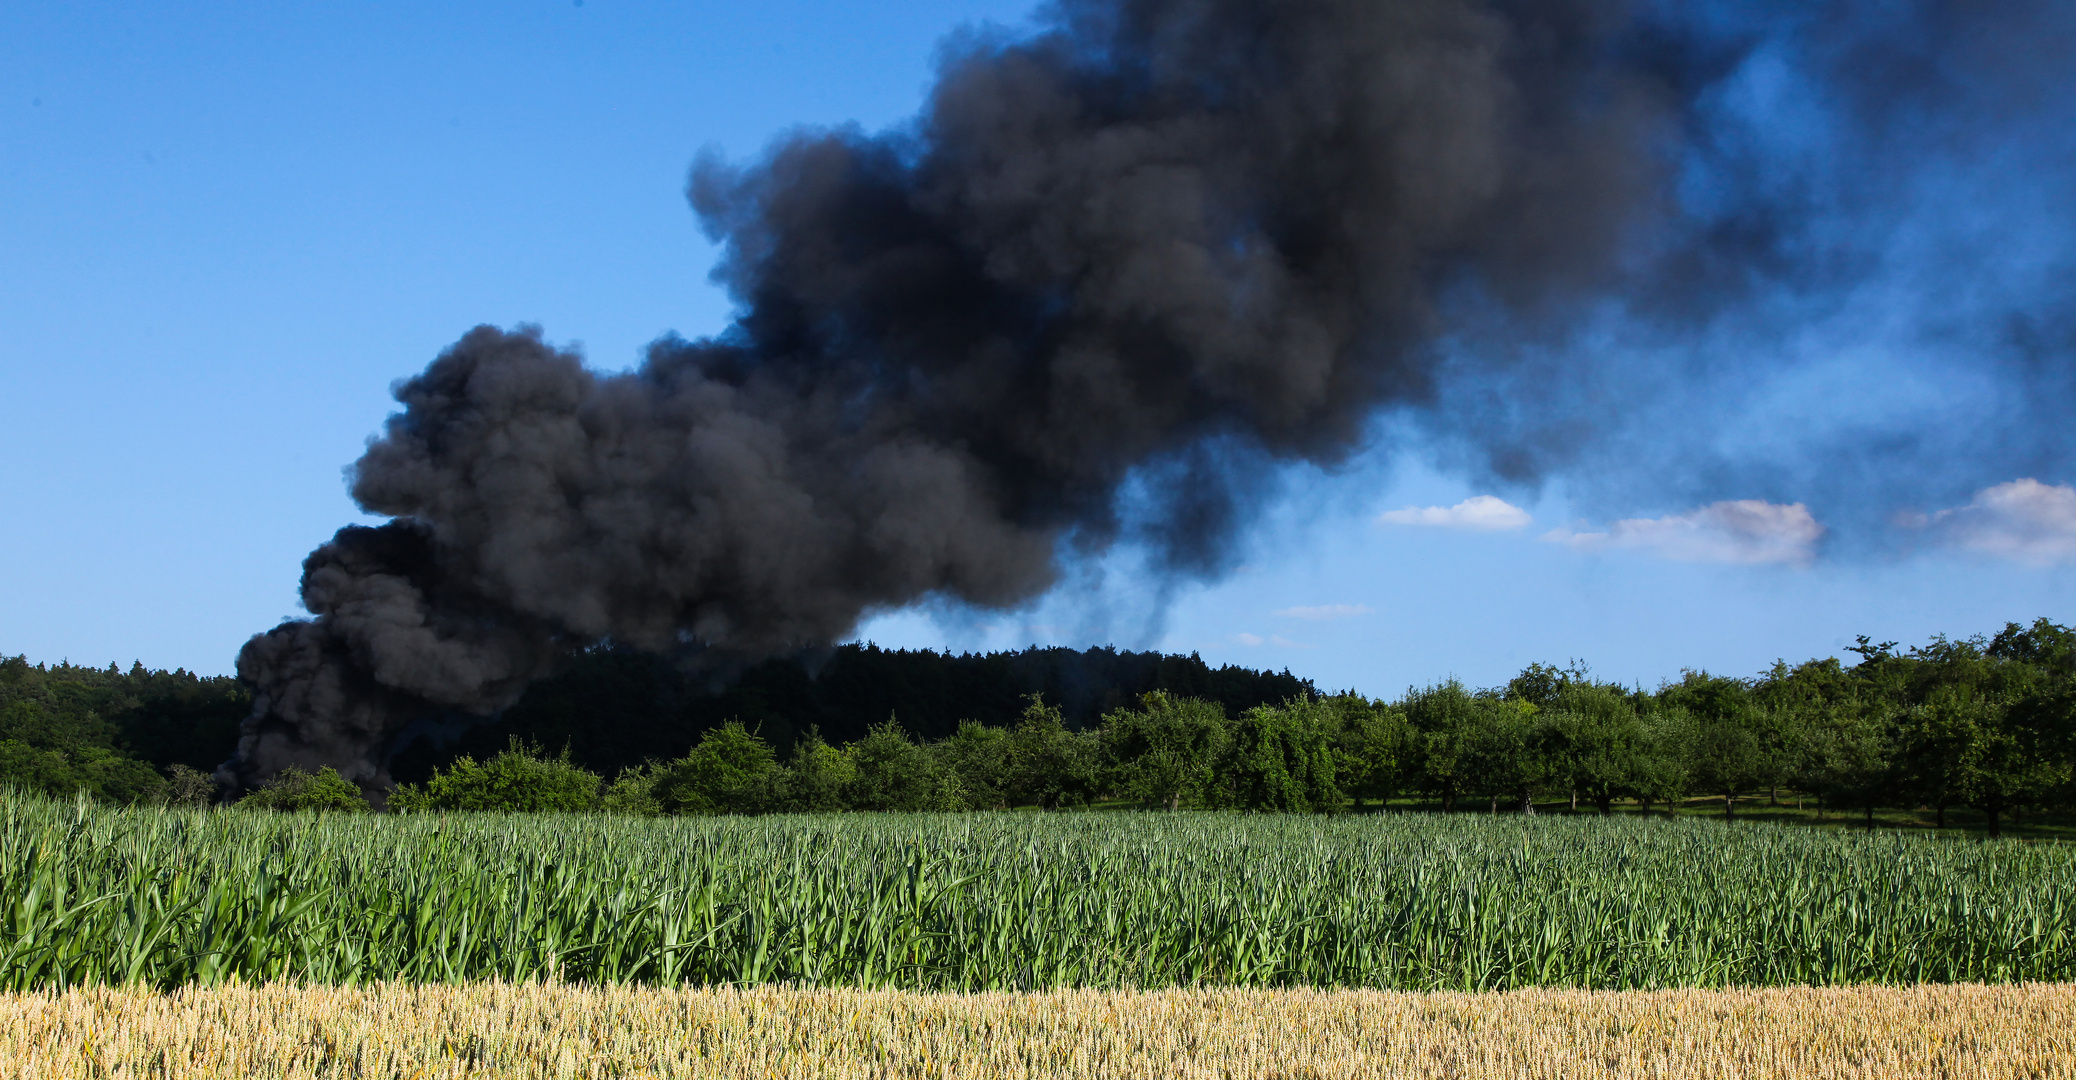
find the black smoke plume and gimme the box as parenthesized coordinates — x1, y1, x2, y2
(224, 0, 2075, 790)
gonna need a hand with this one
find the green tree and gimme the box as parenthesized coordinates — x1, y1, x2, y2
(1403, 680, 1479, 812)
(1928, 687, 2075, 838)
(1460, 696, 1550, 814)
(0, 738, 89, 800)
(1004, 697, 1100, 809)
(778, 726, 855, 812)
(1100, 692, 1230, 810)
(1796, 704, 1898, 827)
(650, 722, 781, 815)
(237, 765, 372, 812)
(388, 738, 601, 813)
(1631, 706, 1694, 817)
(1326, 696, 1412, 809)
(1660, 672, 1771, 820)
(844, 718, 959, 811)
(932, 721, 1011, 809)
(0, 654, 246, 789)
(1988, 618, 2076, 670)
(1217, 698, 1342, 812)
(1543, 683, 1648, 814)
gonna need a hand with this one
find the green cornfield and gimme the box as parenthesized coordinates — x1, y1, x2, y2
(2, 791, 2071, 992)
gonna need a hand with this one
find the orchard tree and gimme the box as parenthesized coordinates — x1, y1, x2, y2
(1544, 683, 1648, 815)
(1936, 687, 2075, 838)
(1219, 698, 1342, 812)
(1327, 696, 1413, 809)
(1659, 672, 1772, 820)
(1461, 696, 1549, 814)
(1404, 680, 1479, 812)
(1005, 696, 1100, 809)
(845, 718, 959, 811)
(932, 721, 1011, 809)
(1794, 706, 1897, 827)
(1100, 692, 1230, 810)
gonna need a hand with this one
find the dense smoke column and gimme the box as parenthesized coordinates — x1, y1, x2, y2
(220, 0, 1716, 789)
(222, 0, 2060, 790)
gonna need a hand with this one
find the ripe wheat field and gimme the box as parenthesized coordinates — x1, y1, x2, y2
(6, 980, 2072, 1079)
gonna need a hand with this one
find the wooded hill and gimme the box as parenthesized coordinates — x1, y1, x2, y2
(11, 621, 2076, 837)
(0, 643, 1311, 797)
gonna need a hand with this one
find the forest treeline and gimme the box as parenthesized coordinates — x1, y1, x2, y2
(9, 622, 2076, 835)
(0, 643, 1308, 801)
(272, 619, 2076, 836)
(389, 643, 1314, 783)
(0, 655, 244, 804)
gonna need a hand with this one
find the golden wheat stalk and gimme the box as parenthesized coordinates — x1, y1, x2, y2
(2, 981, 2070, 1079)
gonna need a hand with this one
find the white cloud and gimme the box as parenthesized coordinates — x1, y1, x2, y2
(1231, 632, 1316, 649)
(1917, 479, 2076, 566)
(1274, 603, 1373, 621)
(1542, 500, 1824, 565)
(1377, 495, 1531, 531)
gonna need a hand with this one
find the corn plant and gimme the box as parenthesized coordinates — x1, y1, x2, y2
(0, 790, 2070, 991)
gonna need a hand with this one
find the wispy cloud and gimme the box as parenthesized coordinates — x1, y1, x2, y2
(1231, 632, 1316, 649)
(1543, 500, 1824, 565)
(1910, 479, 2076, 566)
(1274, 603, 1373, 621)
(1377, 495, 1531, 531)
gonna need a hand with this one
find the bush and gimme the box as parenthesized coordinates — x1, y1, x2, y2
(599, 764, 664, 816)
(236, 766, 372, 812)
(652, 722, 782, 815)
(777, 727, 854, 812)
(932, 721, 1010, 810)
(1220, 698, 1342, 812)
(1102, 692, 1230, 811)
(1005, 697, 1099, 810)
(388, 739, 600, 813)
(0, 738, 88, 800)
(845, 719, 961, 811)
(77, 749, 166, 805)
(147, 763, 219, 808)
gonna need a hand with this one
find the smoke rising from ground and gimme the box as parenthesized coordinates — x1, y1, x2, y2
(224, 0, 2075, 790)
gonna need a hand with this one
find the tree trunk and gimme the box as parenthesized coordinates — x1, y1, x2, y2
(1865, 804, 1875, 829)
(1769, 786, 1778, 807)
(1596, 794, 1614, 815)
(1571, 788, 1578, 812)
(1442, 790, 1455, 814)
(1167, 792, 1180, 813)
(1519, 789, 1535, 816)
(1639, 795, 1652, 817)
(1724, 793, 1735, 821)
(1936, 803, 1946, 829)
(1986, 804, 2002, 840)
(1489, 794, 1499, 814)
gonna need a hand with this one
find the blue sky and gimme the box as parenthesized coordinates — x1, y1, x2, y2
(4, 0, 2074, 697)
